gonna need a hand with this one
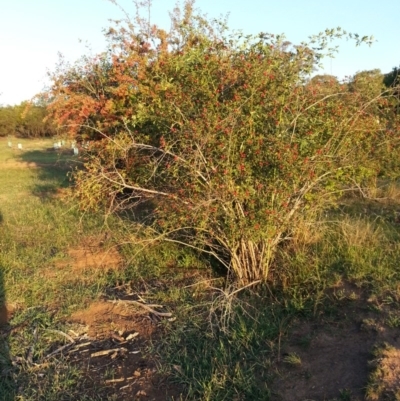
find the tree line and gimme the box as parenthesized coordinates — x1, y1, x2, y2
(0, 101, 57, 138)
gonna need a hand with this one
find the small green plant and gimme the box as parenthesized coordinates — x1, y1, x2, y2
(386, 312, 400, 328)
(361, 318, 380, 332)
(339, 388, 352, 401)
(283, 352, 302, 366)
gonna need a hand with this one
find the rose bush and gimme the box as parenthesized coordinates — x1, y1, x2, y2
(47, 1, 400, 285)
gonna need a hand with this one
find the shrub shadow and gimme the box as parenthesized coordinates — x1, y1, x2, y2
(16, 148, 80, 200)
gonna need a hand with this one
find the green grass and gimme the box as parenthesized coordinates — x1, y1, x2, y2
(153, 292, 279, 400)
(0, 137, 117, 400)
(0, 145, 104, 311)
(1, 137, 400, 400)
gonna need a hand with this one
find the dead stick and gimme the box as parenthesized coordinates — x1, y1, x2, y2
(44, 343, 75, 359)
(109, 300, 172, 317)
(69, 342, 92, 353)
(105, 378, 125, 384)
(91, 347, 128, 358)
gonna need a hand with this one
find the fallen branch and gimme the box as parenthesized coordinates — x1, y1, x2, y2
(69, 341, 92, 354)
(119, 385, 132, 391)
(125, 332, 139, 341)
(44, 343, 75, 360)
(109, 300, 172, 318)
(105, 377, 125, 384)
(111, 332, 126, 343)
(91, 347, 128, 358)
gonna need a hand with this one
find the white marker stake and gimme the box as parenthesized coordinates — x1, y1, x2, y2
(17, 143, 22, 150)
(7, 141, 12, 147)
(73, 147, 79, 156)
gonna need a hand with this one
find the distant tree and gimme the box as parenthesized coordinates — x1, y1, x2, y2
(383, 66, 400, 88)
(309, 74, 339, 85)
(0, 102, 57, 138)
(348, 69, 385, 98)
(382, 66, 400, 119)
(0, 106, 17, 137)
(16, 102, 57, 138)
(307, 74, 342, 95)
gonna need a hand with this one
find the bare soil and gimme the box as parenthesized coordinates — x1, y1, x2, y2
(69, 301, 156, 339)
(368, 346, 400, 400)
(55, 236, 123, 273)
(59, 233, 183, 400)
(0, 303, 16, 325)
(65, 300, 182, 401)
(272, 289, 400, 401)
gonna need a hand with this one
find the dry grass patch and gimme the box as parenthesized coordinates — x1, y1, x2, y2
(0, 160, 42, 169)
(339, 217, 383, 248)
(55, 235, 123, 273)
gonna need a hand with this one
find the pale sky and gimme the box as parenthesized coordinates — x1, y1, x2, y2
(0, 0, 399, 106)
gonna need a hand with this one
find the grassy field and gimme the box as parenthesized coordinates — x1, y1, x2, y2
(1, 137, 400, 400)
